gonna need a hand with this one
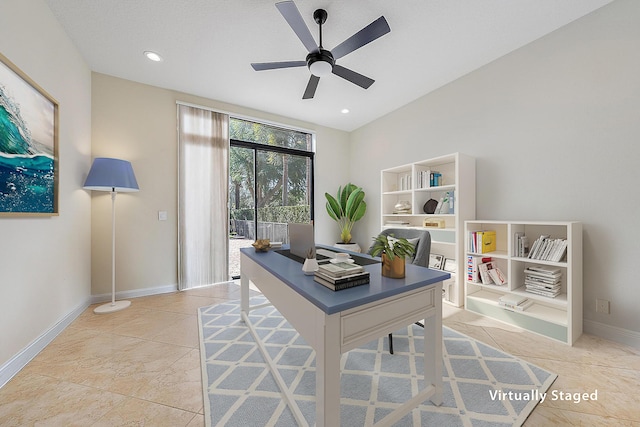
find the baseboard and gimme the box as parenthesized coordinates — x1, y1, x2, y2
(0, 298, 91, 389)
(90, 284, 177, 304)
(583, 319, 640, 349)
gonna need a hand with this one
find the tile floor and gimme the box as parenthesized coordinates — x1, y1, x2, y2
(0, 282, 639, 426)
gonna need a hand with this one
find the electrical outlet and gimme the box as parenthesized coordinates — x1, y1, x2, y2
(596, 298, 610, 314)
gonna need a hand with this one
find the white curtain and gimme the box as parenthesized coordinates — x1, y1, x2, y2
(178, 104, 229, 290)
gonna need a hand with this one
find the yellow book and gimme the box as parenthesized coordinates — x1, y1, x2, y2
(481, 231, 497, 253)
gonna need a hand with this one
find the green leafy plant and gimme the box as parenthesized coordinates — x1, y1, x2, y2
(325, 183, 367, 244)
(369, 234, 416, 261)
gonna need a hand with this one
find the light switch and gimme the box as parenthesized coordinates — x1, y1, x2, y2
(158, 211, 168, 221)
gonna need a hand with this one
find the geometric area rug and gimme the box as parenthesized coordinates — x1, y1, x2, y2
(198, 296, 557, 427)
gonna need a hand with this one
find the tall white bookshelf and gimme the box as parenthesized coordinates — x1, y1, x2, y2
(380, 153, 476, 306)
(464, 220, 583, 345)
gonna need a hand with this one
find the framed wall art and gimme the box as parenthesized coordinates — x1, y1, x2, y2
(0, 52, 58, 216)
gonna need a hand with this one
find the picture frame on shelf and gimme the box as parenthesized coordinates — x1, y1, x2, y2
(0, 52, 59, 216)
(443, 258, 456, 273)
(429, 254, 444, 269)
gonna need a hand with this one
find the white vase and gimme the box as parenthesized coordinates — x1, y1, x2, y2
(333, 242, 361, 253)
(302, 258, 319, 275)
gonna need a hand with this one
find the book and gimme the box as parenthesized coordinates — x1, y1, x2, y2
(313, 274, 370, 291)
(314, 270, 370, 285)
(525, 287, 560, 298)
(488, 267, 507, 286)
(499, 299, 533, 312)
(499, 293, 528, 306)
(317, 262, 364, 278)
(481, 231, 496, 253)
(513, 232, 523, 256)
(478, 261, 495, 284)
(466, 255, 491, 283)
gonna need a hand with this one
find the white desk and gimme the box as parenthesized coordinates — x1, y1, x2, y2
(240, 246, 448, 426)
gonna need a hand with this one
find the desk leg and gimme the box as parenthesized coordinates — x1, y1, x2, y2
(240, 258, 250, 317)
(315, 312, 341, 427)
(424, 282, 443, 405)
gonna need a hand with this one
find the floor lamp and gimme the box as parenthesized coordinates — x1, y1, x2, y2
(84, 157, 139, 314)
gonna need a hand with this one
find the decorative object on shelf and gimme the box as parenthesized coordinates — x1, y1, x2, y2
(423, 218, 445, 228)
(429, 254, 444, 269)
(393, 200, 411, 214)
(443, 258, 457, 273)
(83, 157, 139, 314)
(1, 52, 59, 216)
(302, 248, 319, 275)
(252, 239, 271, 252)
(423, 199, 438, 214)
(369, 233, 416, 278)
(325, 183, 367, 244)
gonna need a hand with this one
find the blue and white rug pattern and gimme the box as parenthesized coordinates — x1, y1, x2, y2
(198, 296, 556, 426)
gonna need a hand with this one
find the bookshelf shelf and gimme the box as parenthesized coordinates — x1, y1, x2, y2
(380, 153, 476, 307)
(465, 220, 582, 345)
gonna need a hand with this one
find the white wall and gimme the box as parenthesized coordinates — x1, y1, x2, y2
(91, 73, 350, 296)
(0, 0, 92, 367)
(349, 0, 640, 338)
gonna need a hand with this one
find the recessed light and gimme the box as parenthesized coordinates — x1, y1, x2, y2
(341, 108, 350, 114)
(144, 51, 163, 62)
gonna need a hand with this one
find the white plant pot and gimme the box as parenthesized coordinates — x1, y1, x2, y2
(302, 258, 319, 275)
(333, 242, 361, 253)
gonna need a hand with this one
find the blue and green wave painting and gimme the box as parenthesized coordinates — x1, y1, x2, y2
(1, 84, 55, 213)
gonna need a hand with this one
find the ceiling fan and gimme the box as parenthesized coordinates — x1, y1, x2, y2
(251, 1, 391, 99)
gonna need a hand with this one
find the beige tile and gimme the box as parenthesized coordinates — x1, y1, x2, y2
(134, 348, 204, 413)
(525, 405, 635, 426)
(186, 413, 206, 426)
(0, 372, 126, 426)
(92, 396, 196, 426)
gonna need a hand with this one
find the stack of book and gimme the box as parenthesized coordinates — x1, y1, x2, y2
(528, 235, 568, 262)
(498, 294, 533, 312)
(524, 266, 562, 298)
(314, 262, 370, 291)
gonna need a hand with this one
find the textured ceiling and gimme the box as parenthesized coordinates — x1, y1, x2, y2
(45, 0, 612, 131)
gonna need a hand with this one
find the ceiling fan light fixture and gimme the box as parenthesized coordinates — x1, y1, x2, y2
(309, 60, 332, 77)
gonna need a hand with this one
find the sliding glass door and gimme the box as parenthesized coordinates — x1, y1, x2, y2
(228, 119, 314, 278)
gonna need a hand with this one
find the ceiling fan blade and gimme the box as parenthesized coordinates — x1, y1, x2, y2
(331, 16, 390, 60)
(303, 75, 320, 99)
(332, 65, 374, 89)
(251, 61, 306, 71)
(276, 1, 318, 54)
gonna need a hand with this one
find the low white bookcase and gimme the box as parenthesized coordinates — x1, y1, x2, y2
(464, 220, 582, 345)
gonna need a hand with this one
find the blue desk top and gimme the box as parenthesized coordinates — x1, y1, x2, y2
(241, 245, 450, 315)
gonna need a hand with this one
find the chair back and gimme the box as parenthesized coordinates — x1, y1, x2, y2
(367, 228, 431, 267)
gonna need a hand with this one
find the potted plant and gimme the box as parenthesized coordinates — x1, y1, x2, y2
(325, 183, 367, 251)
(369, 234, 416, 278)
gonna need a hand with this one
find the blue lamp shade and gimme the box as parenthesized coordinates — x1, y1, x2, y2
(83, 157, 140, 192)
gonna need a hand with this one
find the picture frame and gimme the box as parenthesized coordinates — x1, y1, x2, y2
(429, 254, 444, 269)
(1, 52, 59, 216)
(443, 258, 457, 273)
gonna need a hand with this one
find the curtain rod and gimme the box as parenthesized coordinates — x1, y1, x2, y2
(175, 100, 316, 135)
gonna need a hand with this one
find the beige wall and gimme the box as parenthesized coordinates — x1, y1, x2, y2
(349, 0, 640, 337)
(0, 0, 92, 367)
(91, 73, 350, 296)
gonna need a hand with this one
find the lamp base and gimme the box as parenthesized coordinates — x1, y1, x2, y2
(94, 300, 131, 314)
